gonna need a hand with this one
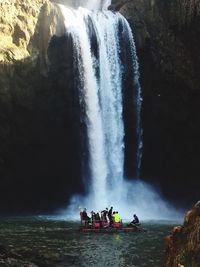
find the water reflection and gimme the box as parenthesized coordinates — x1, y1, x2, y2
(0, 217, 177, 267)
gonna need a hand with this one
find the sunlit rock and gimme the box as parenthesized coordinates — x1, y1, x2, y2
(165, 201, 200, 267)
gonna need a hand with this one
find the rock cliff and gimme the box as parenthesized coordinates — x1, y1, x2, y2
(115, 0, 200, 205)
(165, 201, 200, 267)
(0, 0, 82, 212)
(0, 0, 200, 211)
(0, 0, 65, 63)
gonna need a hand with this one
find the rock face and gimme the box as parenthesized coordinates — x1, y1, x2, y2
(165, 201, 200, 267)
(115, 0, 200, 205)
(0, 0, 200, 212)
(0, 0, 82, 212)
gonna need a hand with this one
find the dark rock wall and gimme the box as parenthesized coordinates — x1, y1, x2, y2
(117, 0, 200, 205)
(0, 1, 83, 213)
(0, 56, 83, 213)
(0, 0, 200, 212)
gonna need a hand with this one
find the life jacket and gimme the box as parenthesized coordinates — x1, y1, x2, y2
(113, 213, 121, 223)
(94, 222, 100, 229)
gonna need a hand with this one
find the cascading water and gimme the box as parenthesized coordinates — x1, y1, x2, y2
(54, 0, 182, 221)
(123, 18, 143, 179)
(58, 0, 143, 212)
(85, 0, 111, 10)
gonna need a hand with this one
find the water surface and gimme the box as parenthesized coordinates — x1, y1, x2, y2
(0, 217, 179, 266)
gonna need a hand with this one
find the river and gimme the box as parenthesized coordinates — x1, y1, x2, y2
(0, 217, 180, 266)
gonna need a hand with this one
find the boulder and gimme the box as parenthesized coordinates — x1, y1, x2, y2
(165, 201, 200, 267)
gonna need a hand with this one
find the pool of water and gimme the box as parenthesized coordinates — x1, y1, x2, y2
(0, 217, 179, 267)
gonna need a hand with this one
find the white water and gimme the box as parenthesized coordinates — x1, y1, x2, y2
(58, 2, 181, 220)
(92, 11, 125, 198)
(59, 4, 129, 209)
(60, 6, 108, 208)
(121, 18, 143, 178)
(85, 0, 111, 10)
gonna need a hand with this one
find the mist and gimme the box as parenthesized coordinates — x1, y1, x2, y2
(55, 2, 182, 222)
(59, 179, 183, 221)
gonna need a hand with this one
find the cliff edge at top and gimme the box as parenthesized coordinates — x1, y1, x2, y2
(0, 0, 65, 69)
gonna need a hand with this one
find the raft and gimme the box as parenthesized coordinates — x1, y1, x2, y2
(79, 225, 143, 233)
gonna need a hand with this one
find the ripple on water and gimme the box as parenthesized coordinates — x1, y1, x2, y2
(0, 218, 178, 267)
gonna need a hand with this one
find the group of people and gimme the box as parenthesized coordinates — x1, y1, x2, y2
(80, 206, 120, 226)
(79, 206, 140, 228)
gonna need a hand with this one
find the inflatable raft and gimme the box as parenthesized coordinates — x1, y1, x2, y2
(79, 222, 143, 233)
(80, 227, 141, 233)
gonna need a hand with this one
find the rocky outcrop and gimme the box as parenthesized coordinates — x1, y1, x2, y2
(0, 0, 65, 69)
(165, 201, 200, 267)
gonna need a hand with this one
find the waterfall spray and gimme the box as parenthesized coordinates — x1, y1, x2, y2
(59, 4, 142, 210)
(85, 0, 111, 10)
(121, 18, 143, 178)
(57, 1, 180, 220)
(57, 1, 141, 209)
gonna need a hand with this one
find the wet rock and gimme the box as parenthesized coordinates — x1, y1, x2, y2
(109, 0, 131, 11)
(165, 201, 200, 267)
(115, 0, 200, 204)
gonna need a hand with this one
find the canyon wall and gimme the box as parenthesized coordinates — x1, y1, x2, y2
(0, 0, 83, 212)
(0, 0, 200, 212)
(116, 0, 200, 205)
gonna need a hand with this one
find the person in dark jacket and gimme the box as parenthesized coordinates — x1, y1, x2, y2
(131, 214, 139, 225)
(108, 206, 113, 226)
(95, 212, 101, 222)
(82, 208, 90, 225)
(91, 211, 96, 224)
(102, 208, 108, 222)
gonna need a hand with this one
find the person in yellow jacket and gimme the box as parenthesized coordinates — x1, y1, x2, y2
(113, 211, 121, 223)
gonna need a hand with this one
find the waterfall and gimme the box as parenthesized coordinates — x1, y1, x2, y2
(121, 18, 143, 178)
(58, 2, 143, 211)
(85, 0, 111, 10)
